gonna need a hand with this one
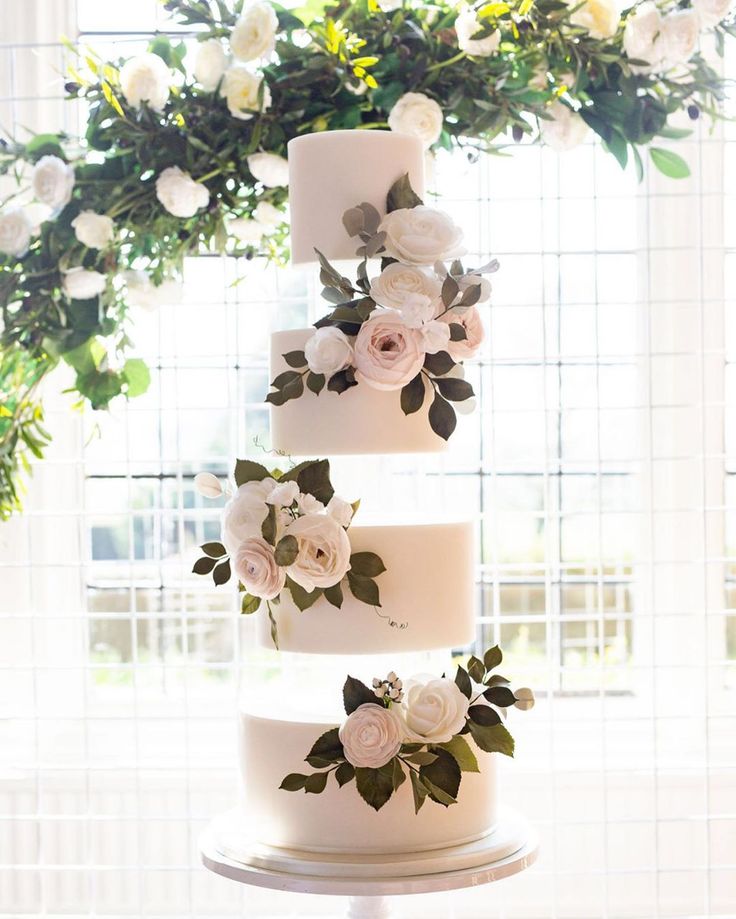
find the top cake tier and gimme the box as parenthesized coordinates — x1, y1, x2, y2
(288, 130, 425, 264)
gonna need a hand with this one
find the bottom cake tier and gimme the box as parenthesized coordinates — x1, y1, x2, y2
(238, 708, 498, 856)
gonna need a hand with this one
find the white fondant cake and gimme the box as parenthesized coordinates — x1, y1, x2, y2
(288, 130, 425, 264)
(270, 329, 446, 455)
(256, 520, 475, 653)
(239, 709, 497, 855)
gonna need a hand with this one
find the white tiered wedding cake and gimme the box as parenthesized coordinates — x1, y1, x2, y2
(194, 130, 533, 876)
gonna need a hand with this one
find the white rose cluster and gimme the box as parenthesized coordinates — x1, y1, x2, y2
(71, 211, 114, 249)
(539, 100, 589, 152)
(568, 0, 620, 40)
(623, 2, 701, 73)
(155, 166, 210, 218)
(213, 471, 358, 602)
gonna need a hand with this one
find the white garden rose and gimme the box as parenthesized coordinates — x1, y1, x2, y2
(220, 66, 271, 120)
(623, 2, 664, 72)
(123, 270, 183, 310)
(285, 513, 352, 592)
(253, 201, 283, 226)
(221, 478, 277, 555)
(419, 319, 451, 354)
(194, 38, 227, 91)
(0, 208, 32, 257)
(339, 703, 404, 769)
(353, 312, 425, 391)
(440, 304, 485, 360)
(304, 326, 354, 377)
(397, 292, 437, 328)
(326, 495, 353, 527)
(400, 675, 470, 744)
(266, 480, 299, 508)
(119, 52, 171, 111)
(569, 0, 620, 40)
(247, 152, 289, 187)
(660, 10, 700, 68)
(230, 1, 278, 62)
(229, 217, 264, 245)
(455, 5, 501, 56)
(155, 166, 210, 218)
(379, 206, 466, 265)
(71, 211, 114, 249)
(388, 92, 444, 149)
(693, 0, 734, 27)
(32, 155, 74, 211)
(369, 263, 442, 313)
(296, 493, 324, 515)
(233, 536, 285, 600)
(62, 267, 106, 300)
(539, 101, 589, 152)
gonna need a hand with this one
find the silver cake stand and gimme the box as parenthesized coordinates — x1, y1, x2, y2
(199, 808, 539, 918)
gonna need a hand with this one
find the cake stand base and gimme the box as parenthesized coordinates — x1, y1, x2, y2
(199, 807, 538, 918)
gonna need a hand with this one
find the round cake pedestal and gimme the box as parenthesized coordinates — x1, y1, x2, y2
(199, 808, 539, 918)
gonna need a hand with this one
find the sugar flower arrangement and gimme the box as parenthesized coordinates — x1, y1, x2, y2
(192, 457, 385, 647)
(280, 644, 534, 813)
(267, 176, 497, 442)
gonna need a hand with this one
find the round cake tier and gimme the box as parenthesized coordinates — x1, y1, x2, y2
(288, 130, 425, 264)
(270, 329, 446, 455)
(239, 709, 498, 855)
(256, 519, 475, 654)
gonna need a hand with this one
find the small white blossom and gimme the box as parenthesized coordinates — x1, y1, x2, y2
(230, 1, 278, 62)
(119, 52, 171, 111)
(247, 152, 289, 187)
(0, 208, 33, 257)
(326, 495, 354, 528)
(194, 38, 227, 91)
(32, 155, 74, 211)
(62, 267, 106, 300)
(220, 66, 271, 120)
(71, 211, 114, 249)
(155, 166, 210, 218)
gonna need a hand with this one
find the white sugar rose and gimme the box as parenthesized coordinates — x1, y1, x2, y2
(440, 305, 485, 360)
(119, 52, 171, 111)
(71, 211, 114, 249)
(569, 0, 620, 40)
(339, 703, 404, 770)
(220, 66, 271, 120)
(388, 92, 444, 149)
(229, 217, 264, 245)
(253, 201, 283, 226)
(296, 493, 324, 515)
(623, 2, 664, 72)
(0, 208, 32, 257)
(194, 38, 227, 91)
(304, 326, 354, 377)
(401, 675, 470, 744)
(233, 536, 285, 600)
(32, 155, 74, 211)
(155, 166, 210, 218)
(397, 292, 437, 328)
(539, 101, 589, 152)
(419, 319, 451, 355)
(123, 270, 183, 311)
(326, 495, 353, 527)
(353, 312, 425, 391)
(266, 480, 299, 508)
(379, 206, 466, 266)
(455, 5, 501, 56)
(62, 268, 106, 300)
(660, 10, 700, 68)
(247, 152, 289, 187)
(221, 478, 276, 555)
(285, 513, 352, 592)
(369, 263, 442, 313)
(693, 0, 734, 27)
(230, 1, 278, 62)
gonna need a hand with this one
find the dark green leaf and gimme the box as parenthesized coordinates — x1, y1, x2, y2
(241, 592, 261, 615)
(234, 459, 271, 487)
(279, 773, 308, 791)
(212, 558, 231, 586)
(392, 757, 406, 791)
(441, 275, 459, 308)
(261, 504, 277, 545)
(201, 541, 226, 558)
(323, 582, 344, 608)
(483, 645, 503, 671)
(306, 727, 344, 768)
(435, 378, 474, 402)
(410, 769, 428, 814)
(467, 655, 485, 683)
(283, 350, 307, 368)
(455, 665, 472, 699)
(349, 552, 386, 578)
(424, 351, 456, 376)
(404, 751, 438, 766)
(335, 762, 355, 787)
(327, 369, 359, 394)
(192, 556, 216, 575)
(437, 735, 480, 773)
(485, 674, 510, 688)
(483, 686, 516, 707)
(307, 372, 325, 395)
(347, 572, 381, 606)
(286, 576, 323, 611)
(355, 764, 395, 811)
(468, 721, 515, 756)
(386, 173, 423, 212)
(304, 772, 329, 794)
(274, 534, 299, 566)
(296, 457, 334, 504)
(343, 675, 381, 714)
(400, 373, 425, 416)
(469, 704, 501, 726)
(428, 393, 457, 441)
(449, 322, 468, 342)
(459, 282, 482, 307)
(271, 370, 302, 390)
(418, 748, 460, 807)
